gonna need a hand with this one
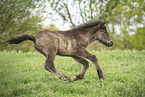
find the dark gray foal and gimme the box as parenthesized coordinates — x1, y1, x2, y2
(7, 20, 113, 81)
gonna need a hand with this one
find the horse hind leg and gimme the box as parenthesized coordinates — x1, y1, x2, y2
(34, 43, 46, 56)
(45, 53, 72, 81)
(72, 57, 89, 81)
(34, 44, 52, 72)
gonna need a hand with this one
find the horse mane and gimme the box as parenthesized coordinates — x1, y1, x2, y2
(71, 20, 102, 31)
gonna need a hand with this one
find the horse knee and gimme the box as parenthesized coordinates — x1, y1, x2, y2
(45, 60, 56, 73)
(84, 61, 89, 69)
(91, 55, 98, 62)
(44, 65, 51, 72)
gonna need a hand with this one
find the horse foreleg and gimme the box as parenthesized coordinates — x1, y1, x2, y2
(75, 48, 104, 81)
(72, 57, 89, 81)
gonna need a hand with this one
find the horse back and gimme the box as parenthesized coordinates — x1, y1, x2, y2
(34, 29, 77, 56)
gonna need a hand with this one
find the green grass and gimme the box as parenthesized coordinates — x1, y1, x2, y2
(0, 50, 145, 97)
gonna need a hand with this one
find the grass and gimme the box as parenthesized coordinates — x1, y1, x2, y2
(0, 50, 145, 97)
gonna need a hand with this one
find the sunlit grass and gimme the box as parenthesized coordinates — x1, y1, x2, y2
(0, 50, 145, 97)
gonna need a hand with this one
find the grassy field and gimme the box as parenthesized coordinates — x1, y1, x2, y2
(0, 50, 145, 97)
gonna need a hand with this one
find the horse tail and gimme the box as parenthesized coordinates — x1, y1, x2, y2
(6, 34, 35, 44)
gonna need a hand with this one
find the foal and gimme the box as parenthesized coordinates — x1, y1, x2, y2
(7, 20, 113, 81)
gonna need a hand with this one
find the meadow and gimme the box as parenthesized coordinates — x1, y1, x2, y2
(0, 50, 144, 97)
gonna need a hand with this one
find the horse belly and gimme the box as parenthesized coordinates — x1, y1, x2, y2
(57, 38, 76, 55)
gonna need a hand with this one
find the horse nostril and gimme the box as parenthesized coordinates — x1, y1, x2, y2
(109, 41, 113, 46)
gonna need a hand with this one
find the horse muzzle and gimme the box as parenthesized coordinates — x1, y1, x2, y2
(107, 40, 113, 47)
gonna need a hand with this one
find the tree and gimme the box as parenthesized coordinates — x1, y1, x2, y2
(0, 0, 46, 37)
(129, 27, 145, 50)
(47, 0, 120, 27)
(0, 0, 46, 51)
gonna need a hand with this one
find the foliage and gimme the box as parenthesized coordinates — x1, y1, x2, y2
(47, 0, 120, 26)
(47, 24, 59, 30)
(0, 50, 145, 96)
(129, 27, 145, 50)
(111, 0, 145, 50)
(0, 0, 46, 51)
(0, 0, 46, 36)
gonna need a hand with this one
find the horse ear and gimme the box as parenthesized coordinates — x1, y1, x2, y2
(102, 21, 107, 26)
(98, 21, 107, 28)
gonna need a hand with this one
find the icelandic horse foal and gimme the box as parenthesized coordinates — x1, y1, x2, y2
(7, 20, 113, 81)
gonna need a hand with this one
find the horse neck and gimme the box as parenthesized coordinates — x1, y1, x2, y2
(84, 27, 99, 44)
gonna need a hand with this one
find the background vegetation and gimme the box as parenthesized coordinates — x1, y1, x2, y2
(0, 1, 145, 96)
(0, 0, 145, 52)
(0, 0, 45, 51)
(0, 51, 144, 97)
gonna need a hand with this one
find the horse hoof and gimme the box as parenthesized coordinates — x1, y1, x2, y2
(99, 78, 104, 82)
(73, 76, 77, 81)
(59, 76, 72, 82)
(73, 75, 84, 81)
